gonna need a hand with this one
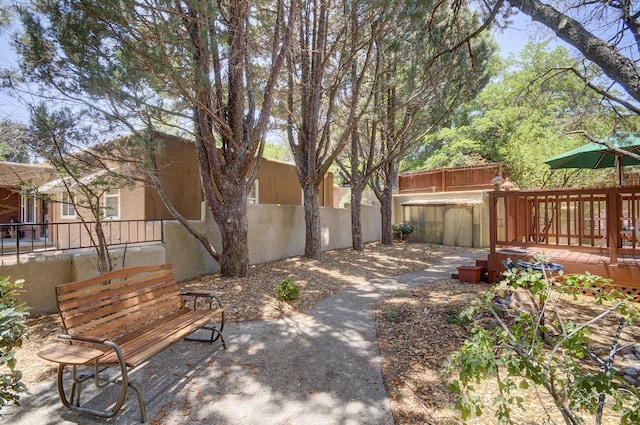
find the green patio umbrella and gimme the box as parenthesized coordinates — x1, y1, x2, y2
(544, 133, 640, 185)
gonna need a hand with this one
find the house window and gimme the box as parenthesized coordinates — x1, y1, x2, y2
(21, 193, 37, 223)
(103, 189, 120, 219)
(247, 180, 259, 204)
(60, 192, 76, 219)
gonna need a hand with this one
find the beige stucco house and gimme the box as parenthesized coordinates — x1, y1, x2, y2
(39, 133, 334, 248)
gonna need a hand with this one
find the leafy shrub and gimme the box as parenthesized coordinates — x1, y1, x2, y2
(276, 275, 300, 301)
(444, 263, 640, 425)
(0, 277, 29, 409)
(392, 222, 415, 241)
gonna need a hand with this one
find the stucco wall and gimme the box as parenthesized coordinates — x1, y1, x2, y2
(12, 203, 381, 314)
(145, 134, 204, 220)
(257, 160, 303, 206)
(2, 253, 73, 315)
(71, 245, 166, 281)
(144, 134, 335, 211)
(0, 188, 20, 224)
(165, 203, 381, 281)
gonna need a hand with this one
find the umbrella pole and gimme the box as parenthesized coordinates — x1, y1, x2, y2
(617, 155, 623, 185)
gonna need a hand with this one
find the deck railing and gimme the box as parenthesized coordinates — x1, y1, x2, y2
(0, 220, 164, 260)
(489, 186, 640, 264)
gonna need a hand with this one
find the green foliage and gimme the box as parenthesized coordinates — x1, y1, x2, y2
(275, 276, 300, 301)
(263, 142, 293, 163)
(444, 264, 640, 424)
(392, 222, 415, 241)
(0, 120, 30, 163)
(445, 307, 470, 327)
(403, 41, 640, 189)
(384, 306, 400, 320)
(0, 277, 29, 409)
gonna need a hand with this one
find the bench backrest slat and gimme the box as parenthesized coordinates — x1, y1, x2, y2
(59, 278, 178, 322)
(56, 265, 185, 341)
(57, 264, 172, 295)
(63, 287, 181, 333)
(57, 267, 173, 302)
(74, 295, 185, 341)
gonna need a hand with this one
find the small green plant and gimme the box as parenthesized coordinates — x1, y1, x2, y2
(444, 307, 469, 327)
(275, 275, 300, 301)
(384, 306, 400, 320)
(0, 277, 29, 409)
(392, 222, 415, 241)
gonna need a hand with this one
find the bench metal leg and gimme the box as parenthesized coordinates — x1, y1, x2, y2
(185, 310, 226, 349)
(56, 358, 148, 423)
(185, 324, 227, 349)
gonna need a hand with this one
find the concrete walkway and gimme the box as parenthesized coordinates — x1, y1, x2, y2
(3, 250, 482, 425)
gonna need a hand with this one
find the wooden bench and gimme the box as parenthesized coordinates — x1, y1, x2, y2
(37, 264, 225, 423)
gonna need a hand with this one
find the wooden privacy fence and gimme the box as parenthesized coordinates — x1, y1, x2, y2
(398, 163, 506, 194)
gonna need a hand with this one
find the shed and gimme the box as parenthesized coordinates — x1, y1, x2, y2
(400, 197, 484, 247)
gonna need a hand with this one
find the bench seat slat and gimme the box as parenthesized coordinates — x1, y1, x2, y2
(68, 294, 185, 339)
(95, 309, 223, 367)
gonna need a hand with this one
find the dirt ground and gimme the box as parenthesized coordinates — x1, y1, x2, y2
(17, 242, 447, 389)
(14, 242, 640, 424)
(376, 278, 640, 424)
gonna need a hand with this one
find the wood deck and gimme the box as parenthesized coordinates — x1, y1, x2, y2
(485, 187, 640, 300)
(485, 246, 640, 299)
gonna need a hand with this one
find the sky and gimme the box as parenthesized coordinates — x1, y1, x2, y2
(0, 10, 551, 126)
(493, 10, 562, 58)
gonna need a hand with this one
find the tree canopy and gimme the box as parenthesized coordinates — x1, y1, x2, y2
(404, 41, 640, 188)
(0, 119, 30, 163)
(16, 0, 296, 276)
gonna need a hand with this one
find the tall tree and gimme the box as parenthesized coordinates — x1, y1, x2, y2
(363, 1, 495, 245)
(16, 0, 296, 277)
(456, 0, 640, 179)
(499, 0, 640, 106)
(0, 120, 30, 163)
(285, 0, 372, 260)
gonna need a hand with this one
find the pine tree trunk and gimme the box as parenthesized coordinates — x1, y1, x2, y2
(218, 179, 250, 277)
(380, 185, 393, 245)
(380, 169, 396, 245)
(303, 184, 322, 260)
(350, 182, 364, 251)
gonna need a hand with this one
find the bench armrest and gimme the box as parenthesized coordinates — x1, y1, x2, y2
(181, 290, 224, 309)
(58, 333, 107, 345)
(58, 334, 128, 369)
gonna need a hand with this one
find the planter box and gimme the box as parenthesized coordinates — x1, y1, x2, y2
(457, 266, 483, 283)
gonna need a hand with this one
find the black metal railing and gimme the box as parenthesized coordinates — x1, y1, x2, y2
(0, 220, 164, 260)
